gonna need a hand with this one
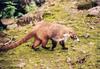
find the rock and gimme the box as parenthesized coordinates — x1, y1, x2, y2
(1, 18, 16, 25)
(7, 24, 17, 29)
(89, 26, 95, 29)
(88, 6, 100, 17)
(83, 33, 90, 38)
(77, 0, 97, 10)
(96, 0, 100, 6)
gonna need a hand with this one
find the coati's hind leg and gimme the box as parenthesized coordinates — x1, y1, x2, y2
(59, 40, 68, 50)
(41, 38, 50, 50)
(32, 38, 41, 51)
(50, 39, 57, 51)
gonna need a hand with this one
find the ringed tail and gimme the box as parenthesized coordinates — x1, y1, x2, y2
(0, 31, 35, 51)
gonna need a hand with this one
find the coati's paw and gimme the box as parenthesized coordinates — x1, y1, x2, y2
(62, 47, 68, 50)
(32, 46, 40, 51)
(33, 48, 40, 51)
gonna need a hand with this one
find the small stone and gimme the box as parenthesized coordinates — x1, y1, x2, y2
(90, 26, 95, 29)
(83, 33, 90, 38)
(88, 42, 95, 46)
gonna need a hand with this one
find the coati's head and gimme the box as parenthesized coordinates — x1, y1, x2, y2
(69, 32, 80, 42)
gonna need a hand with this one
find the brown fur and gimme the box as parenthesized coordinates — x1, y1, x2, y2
(0, 23, 79, 51)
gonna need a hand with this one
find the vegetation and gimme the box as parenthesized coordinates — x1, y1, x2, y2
(0, 0, 100, 69)
(0, 0, 36, 18)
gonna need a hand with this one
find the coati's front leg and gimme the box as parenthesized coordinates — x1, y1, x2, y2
(41, 38, 50, 50)
(50, 39, 57, 51)
(32, 38, 41, 51)
(59, 40, 68, 50)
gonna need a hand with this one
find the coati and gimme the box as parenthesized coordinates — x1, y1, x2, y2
(0, 23, 79, 51)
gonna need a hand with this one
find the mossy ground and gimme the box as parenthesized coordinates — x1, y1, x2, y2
(0, 1, 100, 69)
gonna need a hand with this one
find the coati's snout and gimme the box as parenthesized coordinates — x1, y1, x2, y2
(70, 33, 80, 42)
